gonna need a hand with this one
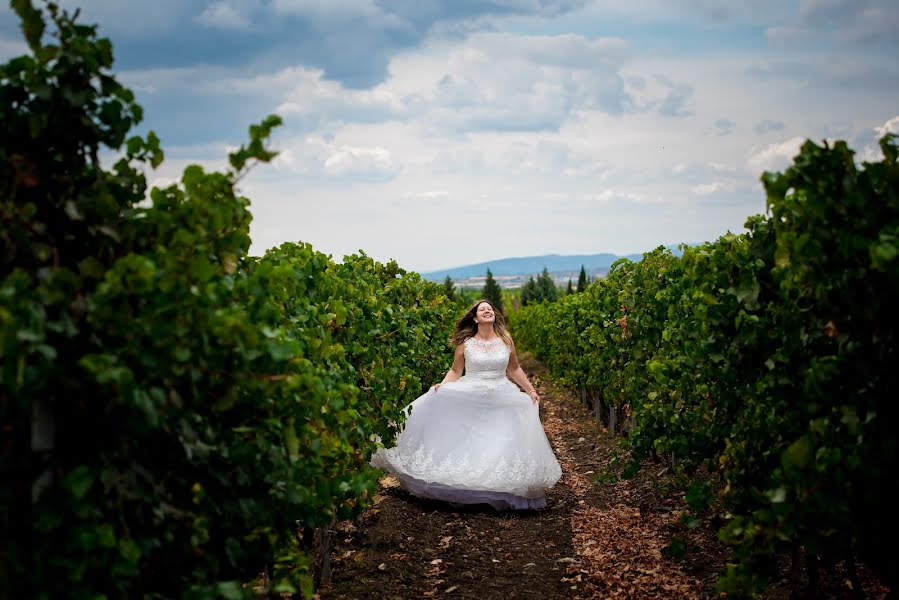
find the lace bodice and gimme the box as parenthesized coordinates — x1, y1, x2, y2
(462, 337, 511, 387)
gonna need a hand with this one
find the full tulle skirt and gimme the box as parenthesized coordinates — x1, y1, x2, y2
(370, 377, 562, 511)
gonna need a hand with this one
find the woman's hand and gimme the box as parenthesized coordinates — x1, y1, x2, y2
(432, 383, 443, 393)
(528, 389, 540, 404)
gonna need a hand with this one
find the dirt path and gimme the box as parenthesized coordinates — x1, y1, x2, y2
(318, 354, 579, 599)
(317, 355, 890, 600)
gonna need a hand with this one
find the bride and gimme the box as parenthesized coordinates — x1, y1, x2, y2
(370, 300, 562, 510)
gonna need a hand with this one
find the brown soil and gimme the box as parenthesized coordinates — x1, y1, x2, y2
(317, 355, 893, 600)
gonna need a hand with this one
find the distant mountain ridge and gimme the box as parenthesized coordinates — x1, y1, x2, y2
(421, 245, 688, 281)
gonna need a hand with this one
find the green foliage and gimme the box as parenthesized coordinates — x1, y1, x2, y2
(456, 285, 477, 306)
(536, 267, 558, 303)
(577, 265, 588, 293)
(0, 3, 457, 597)
(510, 135, 899, 594)
(481, 268, 504, 313)
(520, 275, 538, 306)
(520, 267, 559, 306)
(442, 275, 456, 301)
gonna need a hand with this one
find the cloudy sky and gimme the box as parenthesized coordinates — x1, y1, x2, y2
(2, 1, 897, 273)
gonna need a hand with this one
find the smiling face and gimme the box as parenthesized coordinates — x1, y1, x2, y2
(449, 298, 511, 347)
(474, 302, 495, 324)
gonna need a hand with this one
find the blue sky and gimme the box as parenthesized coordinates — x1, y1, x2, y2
(2, 0, 897, 272)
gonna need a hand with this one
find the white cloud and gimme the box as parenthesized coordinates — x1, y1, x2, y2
(417, 31, 634, 129)
(177, 30, 642, 134)
(271, 67, 406, 123)
(271, 0, 385, 20)
(468, 32, 630, 69)
(405, 190, 451, 201)
(641, 75, 694, 117)
(874, 114, 899, 138)
(859, 114, 899, 162)
(714, 118, 736, 136)
(746, 136, 805, 172)
(587, 189, 666, 205)
(323, 144, 395, 178)
(271, 135, 399, 181)
(120, 65, 231, 93)
(753, 119, 786, 134)
(133, 28, 697, 144)
(709, 162, 738, 173)
(692, 181, 736, 195)
(196, 1, 253, 30)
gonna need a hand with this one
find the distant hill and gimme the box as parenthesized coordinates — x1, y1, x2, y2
(421, 245, 688, 281)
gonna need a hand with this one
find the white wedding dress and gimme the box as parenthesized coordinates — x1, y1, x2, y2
(370, 337, 562, 510)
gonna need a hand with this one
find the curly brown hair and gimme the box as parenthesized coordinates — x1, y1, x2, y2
(448, 299, 514, 347)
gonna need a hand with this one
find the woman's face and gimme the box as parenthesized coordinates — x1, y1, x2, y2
(474, 302, 495, 324)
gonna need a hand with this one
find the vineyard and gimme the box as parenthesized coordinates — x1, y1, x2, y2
(2, 2, 898, 599)
(1, 3, 459, 597)
(510, 135, 899, 593)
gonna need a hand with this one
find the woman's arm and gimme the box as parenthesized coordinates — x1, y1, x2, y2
(433, 343, 465, 391)
(506, 342, 540, 403)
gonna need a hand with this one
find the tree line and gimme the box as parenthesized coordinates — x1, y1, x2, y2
(442, 264, 594, 313)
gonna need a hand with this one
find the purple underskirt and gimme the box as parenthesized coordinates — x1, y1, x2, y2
(394, 472, 547, 511)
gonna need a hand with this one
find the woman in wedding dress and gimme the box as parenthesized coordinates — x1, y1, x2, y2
(370, 300, 562, 510)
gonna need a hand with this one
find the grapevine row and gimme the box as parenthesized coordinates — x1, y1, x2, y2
(510, 135, 899, 595)
(1, 5, 458, 597)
